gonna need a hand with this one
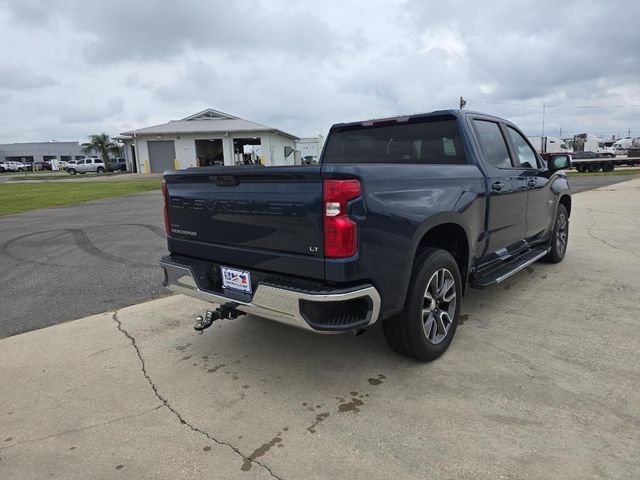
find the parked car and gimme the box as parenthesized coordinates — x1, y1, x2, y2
(33, 161, 53, 171)
(0, 162, 7, 172)
(3, 161, 29, 172)
(109, 157, 127, 172)
(160, 109, 572, 362)
(66, 158, 106, 175)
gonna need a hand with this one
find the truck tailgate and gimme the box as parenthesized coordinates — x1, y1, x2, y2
(164, 166, 324, 277)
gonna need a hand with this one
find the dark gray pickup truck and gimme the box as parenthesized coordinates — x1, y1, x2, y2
(160, 110, 572, 362)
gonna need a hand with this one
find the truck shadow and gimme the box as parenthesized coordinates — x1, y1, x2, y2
(175, 262, 552, 391)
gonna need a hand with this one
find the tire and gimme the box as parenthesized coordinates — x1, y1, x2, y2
(602, 163, 615, 172)
(587, 163, 601, 172)
(96, 167, 105, 174)
(68, 169, 76, 175)
(542, 204, 569, 264)
(575, 164, 586, 172)
(382, 248, 462, 362)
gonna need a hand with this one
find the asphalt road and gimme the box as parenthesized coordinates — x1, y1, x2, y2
(0, 190, 167, 337)
(568, 173, 639, 192)
(0, 173, 635, 338)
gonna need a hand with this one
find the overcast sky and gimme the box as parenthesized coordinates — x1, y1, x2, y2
(0, 0, 638, 143)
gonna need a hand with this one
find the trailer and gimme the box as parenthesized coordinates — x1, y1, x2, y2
(544, 152, 640, 173)
(528, 135, 569, 153)
(571, 133, 616, 157)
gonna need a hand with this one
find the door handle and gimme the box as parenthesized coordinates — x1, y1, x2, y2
(491, 181, 504, 191)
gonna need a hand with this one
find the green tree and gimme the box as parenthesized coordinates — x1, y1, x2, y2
(82, 133, 123, 172)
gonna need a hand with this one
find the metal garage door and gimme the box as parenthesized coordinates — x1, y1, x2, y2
(147, 140, 176, 173)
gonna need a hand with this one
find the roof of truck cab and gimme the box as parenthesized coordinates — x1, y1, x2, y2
(329, 109, 509, 130)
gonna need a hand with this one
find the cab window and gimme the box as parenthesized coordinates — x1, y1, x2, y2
(506, 127, 539, 169)
(473, 120, 512, 169)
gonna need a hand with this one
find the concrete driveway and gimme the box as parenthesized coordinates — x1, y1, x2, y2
(1, 179, 639, 479)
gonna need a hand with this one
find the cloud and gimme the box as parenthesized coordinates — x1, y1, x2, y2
(0, 0, 639, 142)
(56, 97, 125, 124)
(4, 0, 339, 63)
(0, 64, 57, 90)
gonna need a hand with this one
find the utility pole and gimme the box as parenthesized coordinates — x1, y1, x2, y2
(559, 127, 562, 138)
(628, 128, 631, 138)
(541, 103, 546, 139)
(459, 96, 466, 109)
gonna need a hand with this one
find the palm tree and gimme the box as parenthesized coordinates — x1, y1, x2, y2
(82, 133, 123, 172)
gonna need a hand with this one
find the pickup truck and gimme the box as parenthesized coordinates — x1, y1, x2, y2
(160, 110, 572, 362)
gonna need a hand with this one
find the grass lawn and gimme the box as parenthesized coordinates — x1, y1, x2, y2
(567, 169, 640, 177)
(9, 172, 122, 181)
(0, 179, 161, 216)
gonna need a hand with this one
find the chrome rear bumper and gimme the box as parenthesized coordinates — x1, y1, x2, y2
(160, 259, 381, 333)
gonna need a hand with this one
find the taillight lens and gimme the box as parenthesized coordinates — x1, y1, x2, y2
(161, 180, 171, 234)
(323, 179, 361, 258)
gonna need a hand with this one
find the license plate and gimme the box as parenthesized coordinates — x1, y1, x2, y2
(221, 267, 252, 293)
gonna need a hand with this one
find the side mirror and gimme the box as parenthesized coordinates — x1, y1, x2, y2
(548, 154, 572, 172)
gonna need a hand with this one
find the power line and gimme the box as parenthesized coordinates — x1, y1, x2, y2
(467, 98, 640, 109)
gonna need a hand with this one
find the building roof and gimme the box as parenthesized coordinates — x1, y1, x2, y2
(120, 108, 298, 140)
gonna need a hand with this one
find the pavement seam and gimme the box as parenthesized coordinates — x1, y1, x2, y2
(584, 208, 640, 258)
(111, 310, 283, 480)
(0, 405, 163, 451)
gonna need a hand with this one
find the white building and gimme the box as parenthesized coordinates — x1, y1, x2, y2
(295, 135, 324, 163)
(0, 141, 88, 164)
(119, 109, 299, 174)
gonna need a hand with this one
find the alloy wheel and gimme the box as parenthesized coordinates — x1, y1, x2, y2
(556, 212, 568, 254)
(422, 268, 457, 345)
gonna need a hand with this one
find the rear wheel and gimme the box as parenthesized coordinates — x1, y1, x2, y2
(602, 163, 615, 172)
(383, 248, 461, 362)
(96, 167, 105, 174)
(574, 164, 586, 172)
(542, 204, 569, 263)
(587, 163, 601, 172)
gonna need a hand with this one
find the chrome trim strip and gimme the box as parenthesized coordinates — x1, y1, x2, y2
(161, 260, 381, 333)
(494, 248, 550, 284)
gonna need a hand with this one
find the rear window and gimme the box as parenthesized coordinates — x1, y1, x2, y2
(323, 118, 467, 165)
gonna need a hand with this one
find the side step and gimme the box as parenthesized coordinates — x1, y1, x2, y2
(470, 247, 549, 289)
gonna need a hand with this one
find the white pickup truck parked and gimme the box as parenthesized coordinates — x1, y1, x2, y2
(3, 161, 29, 172)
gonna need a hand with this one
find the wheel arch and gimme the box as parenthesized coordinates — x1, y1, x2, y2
(559, 194, 572, 217)
(406, 216, 471, 289)
(416, 222, 470, 289)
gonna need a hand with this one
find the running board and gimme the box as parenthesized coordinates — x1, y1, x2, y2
(470, 247, 550, 289)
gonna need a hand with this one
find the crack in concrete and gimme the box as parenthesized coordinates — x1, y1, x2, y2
(0, 405, 163, 451)
(111, 311, 283, 480)
(584, 209, 640, 258)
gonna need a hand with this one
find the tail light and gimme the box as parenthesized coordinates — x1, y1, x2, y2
(161, 180, 171, 234)
(323, 179, 361, 258)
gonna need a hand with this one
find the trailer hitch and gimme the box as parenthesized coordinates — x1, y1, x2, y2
(194, 303, 245, 333)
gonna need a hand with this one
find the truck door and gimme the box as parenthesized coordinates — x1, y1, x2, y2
(76, 159, 87, 172)
(472, 119, 529, 256)
(505, 126, 555, 240)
